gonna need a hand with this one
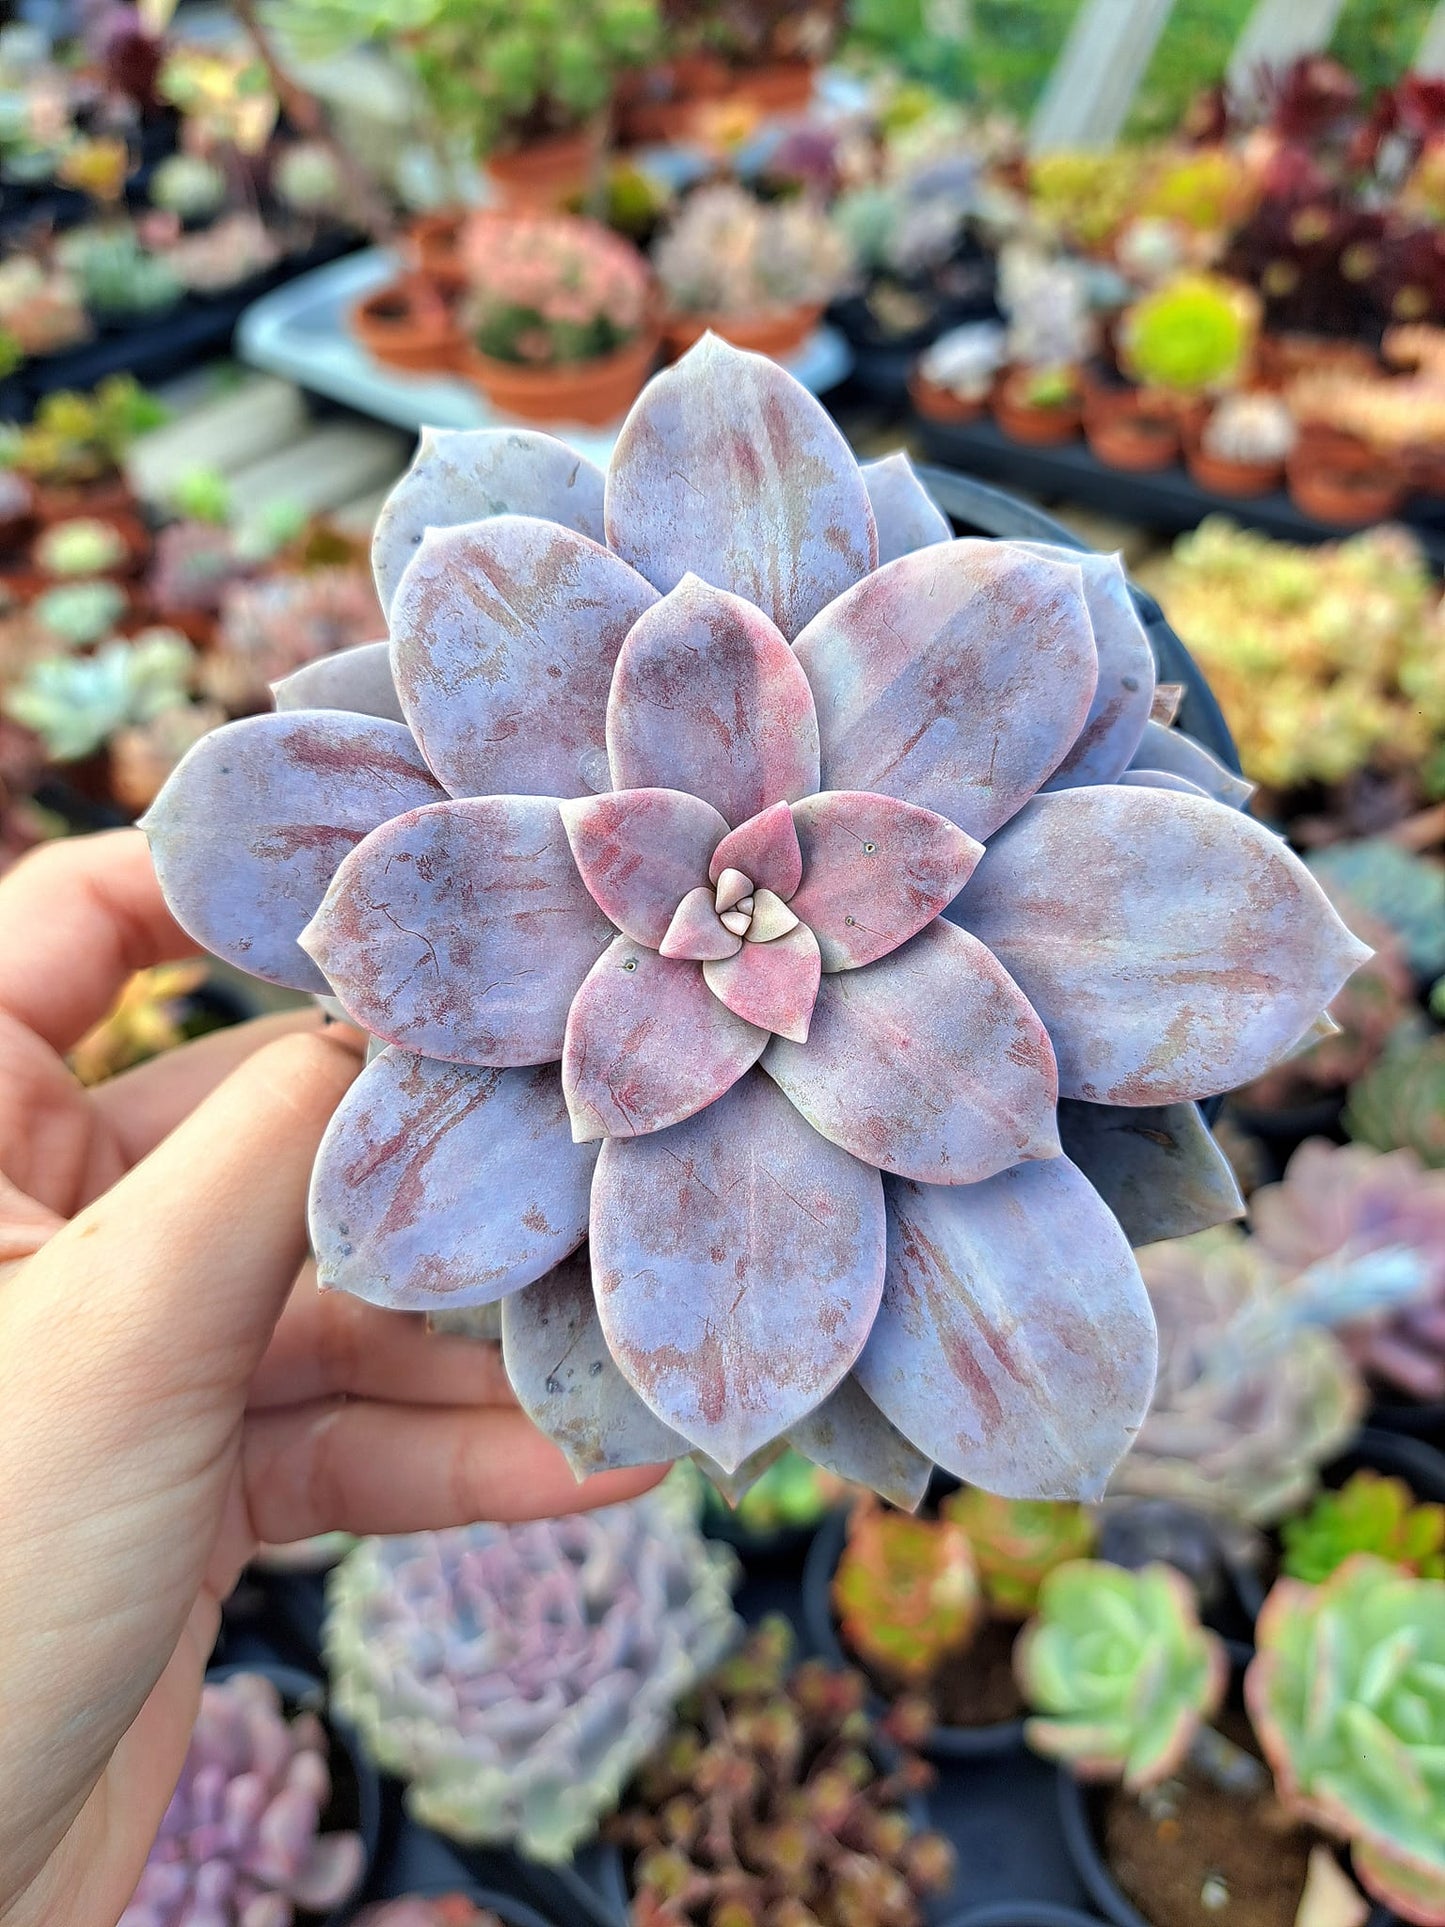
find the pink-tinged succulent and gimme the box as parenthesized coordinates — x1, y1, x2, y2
(141, 337, 1367, 1503)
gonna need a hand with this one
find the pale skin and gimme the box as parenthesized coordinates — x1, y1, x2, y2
(0, 830, 664, 1927)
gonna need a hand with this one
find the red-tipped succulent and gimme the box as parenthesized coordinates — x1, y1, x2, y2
(142, 336, 1368, 1504)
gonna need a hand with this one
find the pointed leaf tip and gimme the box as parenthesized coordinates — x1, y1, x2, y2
(861, 453, 951, 565)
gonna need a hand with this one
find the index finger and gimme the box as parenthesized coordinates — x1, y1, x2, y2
(0, 830, 197, 1051)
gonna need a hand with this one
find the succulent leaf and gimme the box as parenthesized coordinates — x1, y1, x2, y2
(302, 798, 615, 1065)
(832, 1501, 983, 1683)
(591, 1071, 886, 1471)
(560, 787, 729, 947)
(1246, 1557, 1445, 1926)
(1015, 1560, 1227, 1790)
(1129, 718, 1255, 809)
(501, 1250, 686, 1477)
(606, 575, 820, 827)
(709, 801, 804, 902)
(604, 334, 876, 640)
(958, 786, 1372, 1104)
(272, 639, 403, 722)
(1056, 1100, 1245, 1247)
(141, 712, 444, 993)
(371, 425, 606, 615)
(703, 922, 822, 1043)
(855, 1159, 1158, 1499)
(309, 1050, 594, 1310)
(785, 1374, 933, 1513)
(763, 920, 1060, 1184)
(788, 792, 983, 972)
(793, 539, 1098, 843)
(860, 452, 952, 565)
(1025, 546, 1156, 787)
(390, 515, 657, 801)
(1281, 1472, 1445, 1584)
(941, 1487, 1097, 1617)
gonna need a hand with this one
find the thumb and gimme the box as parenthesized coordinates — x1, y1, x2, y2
(12, 1026, 364, 1419)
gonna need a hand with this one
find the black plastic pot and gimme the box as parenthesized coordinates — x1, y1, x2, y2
(204, 1659, 382, 1925)
(1366, 1396, 1445, 1446)
(941, 1906, 1112, 1927)
(801, 1507, 1027, 1761)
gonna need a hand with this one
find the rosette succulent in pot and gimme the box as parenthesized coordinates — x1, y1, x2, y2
(140, 336, 1367, 1504)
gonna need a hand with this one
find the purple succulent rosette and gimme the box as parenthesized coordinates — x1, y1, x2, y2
(143, 338, 1368, 1507)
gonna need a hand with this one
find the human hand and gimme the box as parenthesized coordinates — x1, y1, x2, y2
(0, 831, 664, 1927)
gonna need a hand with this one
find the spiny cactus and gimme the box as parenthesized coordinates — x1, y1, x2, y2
(1201, 393, 1298, 465)
(1251, 1138, 1445, 1402)
(34, 514, 128, 577)
(940, 1487, 1096, 1618)
(608, 1617, 955, 1927)
(1281, 1471, 1445, 1583)
(1014, 1560, 1228, 1790)
(832, 1500, 982, 1684)
(1109, 1227, 1365, 1528)
(654, 184, 850, 317)
(1346, 1034, 1445, 1170)
(4, 630, 194, 762)
(461, 215, 651, 367)
(1246, 1557, 1445, 1926)
(120, 1671, 365, 1927)
(142, 336, 1365, 1505)
(324, 1481, 740, 1859)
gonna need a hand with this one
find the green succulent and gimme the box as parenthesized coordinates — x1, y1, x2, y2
(34, 516, 128, 578)
(1121, 273, 1257, 397)
(1247, 1556, 1445, 1925)
(832, 1502, 982, 1686)
(167, 466, 233, 527)
(63, 227, 183, 322)
(150, 153, 228, 221)
(1015, 1560, 1228, 1790)
(8, 375, 165, 486)
(941, 1488, 1097, 1619)
(1281, 1472, 1445, 1584)
(4, 630, 193, 762)
(33, 578, 129, 647)
(1345, 1034, 1445, 1169)
(695, 1447, 837, 1537)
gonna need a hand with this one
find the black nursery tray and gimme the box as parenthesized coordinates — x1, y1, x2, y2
(915, 413, 1445, 569)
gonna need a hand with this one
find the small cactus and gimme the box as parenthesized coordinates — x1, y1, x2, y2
(1201, 393, 1298, 465)
(1281, 1471, 1445, 1583)
(940, 1487, 1096, 1618)
(34, 514, 128, 577)
(1246, 1557, 1445, 1925)
(1015, 1560, 1228, 1790)
(119, 1671, 365, 1927)
(832, 1500, 982, 1684)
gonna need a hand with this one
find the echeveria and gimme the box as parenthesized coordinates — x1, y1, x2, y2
(141, 337, 1366, 1502)
(1246, 1556, 1445, 1926)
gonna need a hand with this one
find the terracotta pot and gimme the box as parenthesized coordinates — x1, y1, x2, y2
(727, 59, 815, 114)
(460, 328, 659, 426)
(909, 370, 989, 424)
(31, 508, 152, 581)
(1186, 444, 1282, 497)
(484, 125, 602, 212)
(1084, 392, 1179, 472)
(661, 304, 819, 361)
(407, 209, 467, 290)
(0, 473, 36, 554)
(31, 475, 136, 525)
(351, 277, 463, 375)
(993, 371, 1082, 446)
(1287, 447, 1405, 525)
(616, 55, 730, 143)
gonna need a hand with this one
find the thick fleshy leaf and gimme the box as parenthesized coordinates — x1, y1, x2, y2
(746, 889, 798, 943)
(142, 711, 444, 993)
(694, 1444, 787, 1506)
(563, 937, 767, 1140)
(591, 1070, 887, 1470)
(793, 539, 1098, 842)
(1056, 1100, 1245, 1247)
(501, 1250, 686, 1476)
(271, 639, 402, 722)
(853, 1159, 1158, 1499)
(301, 797, 613, 1065)
(1118, 769, 1209, 798)
(704, 923, 822, 1043)
(390, 515, 657, 800)
(605, 334, 877, 640)
(862, 452, 952, 565)
(709, 801, 803, 901)
(660, 886, 741, 961)
(1130, 719, 1255, 810)
(606, 576, 820, 826)
(786, 1373, 933, 1510)
(1017, 546, 1155, 787)
(788, 791, 983, 972)
(764, 919, 1060, 1183)
(372, 425, 605, 614)
(559, 787, 727, 947)
(309, 1049, 594, 1309)
(956, 787, 1372, 1105)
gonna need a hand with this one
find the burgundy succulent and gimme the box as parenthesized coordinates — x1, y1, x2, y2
(142, 337, 1366, 1503)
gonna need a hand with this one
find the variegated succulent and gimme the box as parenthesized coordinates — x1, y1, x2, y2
(141, 336, 1365, 1503)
